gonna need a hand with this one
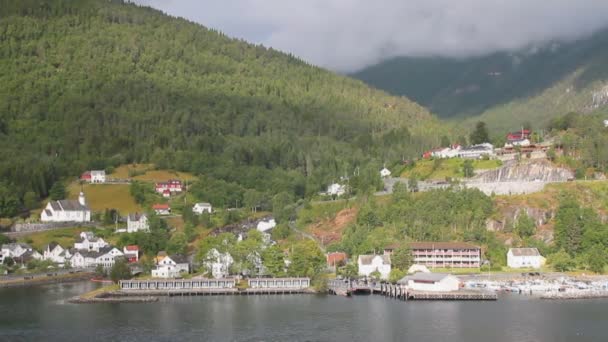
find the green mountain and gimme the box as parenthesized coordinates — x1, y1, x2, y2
(353, 29, 608, 133)
(0, 0, 446, 216)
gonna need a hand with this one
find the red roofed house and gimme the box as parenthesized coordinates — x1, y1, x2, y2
(162, 189, 171, 198)
(506, 129, 531, 142)
(123, 245, 139, 263)
(155, 179, 183, 196)
(153, 204, 171, 216)
(326, 252, 347, 267)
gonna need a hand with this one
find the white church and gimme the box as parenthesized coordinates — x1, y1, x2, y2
(40, 192, 91, 223)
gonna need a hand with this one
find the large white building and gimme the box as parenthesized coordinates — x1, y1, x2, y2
(152, 254, 190, 278)
(507, 248, 543, 269)
(458, 143, 495, 159)
(70, 247, 124, 268)
(127, 213, 149, 233)
(357, 254, 391, 280)
(41, 192, 91, 223)
(398, 273, 460, 292)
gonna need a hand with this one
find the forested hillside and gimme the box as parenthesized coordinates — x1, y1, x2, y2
(0, 0, 447, 216)
(353, 29, 608, 132)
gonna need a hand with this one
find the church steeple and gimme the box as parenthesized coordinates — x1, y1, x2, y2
(78, 191, 86, 206)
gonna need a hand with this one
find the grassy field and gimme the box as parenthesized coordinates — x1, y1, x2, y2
(17, 227, 86, 250)
(111, 164, 197, 182)
(68, 183, 142, 213)
(400, 158, 502, 180)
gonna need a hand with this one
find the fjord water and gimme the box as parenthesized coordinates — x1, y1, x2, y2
(1, 282, 607, 342)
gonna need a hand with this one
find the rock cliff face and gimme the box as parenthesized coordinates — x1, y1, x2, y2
(473, 160, 573, 183)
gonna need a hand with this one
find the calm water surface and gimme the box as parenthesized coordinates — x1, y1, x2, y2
(1, 282, 607, 342)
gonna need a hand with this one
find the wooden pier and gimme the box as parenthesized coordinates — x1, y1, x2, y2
(328, 280, 497, 301)
(118, 278, 311, 297)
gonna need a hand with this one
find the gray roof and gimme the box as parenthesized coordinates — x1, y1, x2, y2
(510, 248, 541, 257)
(2, 243, 32, 251)
(128, 213, 146, 221)
(358, 254, 391, 265)
(398, 273, 455, 284)
(169, 254, 189, 264)
(50, 200, 89, 211)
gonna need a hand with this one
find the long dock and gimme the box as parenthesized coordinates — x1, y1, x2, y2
(328, 280, 497, 301)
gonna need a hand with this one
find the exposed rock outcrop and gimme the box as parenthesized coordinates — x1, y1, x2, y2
(472, 160, 573, 183)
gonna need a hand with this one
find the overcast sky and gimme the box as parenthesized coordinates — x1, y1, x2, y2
(132, 0, 608, 72)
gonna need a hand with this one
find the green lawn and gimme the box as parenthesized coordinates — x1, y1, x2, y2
(17, 227, 87, 250)
(67, 183, 142, 214)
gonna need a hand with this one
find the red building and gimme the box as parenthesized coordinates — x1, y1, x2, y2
(155, 179, 183, 195)
(506, 129, 531, 142)
(409, 242, 481, 268)
(123, 245, 139, 263)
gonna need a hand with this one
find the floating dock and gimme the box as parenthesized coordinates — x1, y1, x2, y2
(328, 280, 496, 301)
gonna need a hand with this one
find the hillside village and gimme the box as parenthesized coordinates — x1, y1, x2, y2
(1, 118, 607, 285)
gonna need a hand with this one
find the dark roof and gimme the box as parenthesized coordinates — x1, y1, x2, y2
(44, 209, 53, 217)
(169, 254, 189, 264)
(509, 248, 540, 256)
(358, 254, 390, 265)
(57, 199, 89, 211)
(409, 242, 480, 250)
(49, 199, 89, 211)
(46, 242, 59, 251)
(128, 213, 146, 221)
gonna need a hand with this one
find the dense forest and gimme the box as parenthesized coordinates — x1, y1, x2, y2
(0, 0, 449, 217)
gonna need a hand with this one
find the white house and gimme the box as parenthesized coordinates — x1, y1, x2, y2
(507, 248, 543, 269)
(91, 170, 106, 183)
(1, 243, 39, 263)
(40, 192, 91, 223)
(152, 204, 171, 216)
(152, 254, 190, 278)
(193, 202, 213, 214)
(74, 232, 109, 252)
(204, 248, 234, 279)
(69, 250, 95, 268)
(43, 243, 72, 266)
(458, 143, 495, 159)
(70, 247, 123, 268)
(94, 247, 124, 268)
(504, 139, 531, 148)
(432, 145, 462, 159)
(327, 183, 346, 197)
(398, 273, 460, 292)
(357, 254, 391, 280)
(380, 167, 392, 178)
(257, 218, 277, 232)
(127, 213, 149, 233)
(603, 119, 608, 128)
(81, 170, 106, 183)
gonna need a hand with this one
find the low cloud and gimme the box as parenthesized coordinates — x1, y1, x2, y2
(132, 0, 608, 72)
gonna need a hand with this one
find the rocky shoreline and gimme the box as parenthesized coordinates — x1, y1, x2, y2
(541, 291, 608, 300)
(0, 272, 94, 288)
